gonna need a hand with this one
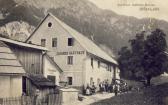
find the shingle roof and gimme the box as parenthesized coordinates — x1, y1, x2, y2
(0, 37, 48, 51)
(0, 41, 25, 74)
(26, 13, 118, 65)
(28, 74, 55, 88)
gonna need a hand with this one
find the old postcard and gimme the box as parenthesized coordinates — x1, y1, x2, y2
(0, 0, 167, 105)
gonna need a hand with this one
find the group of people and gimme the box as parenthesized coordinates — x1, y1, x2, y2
(99, 81, 123, 96)
(84, 80, 126, 96)
(99, 81, 112, 93)
(84, 80, 115, 96)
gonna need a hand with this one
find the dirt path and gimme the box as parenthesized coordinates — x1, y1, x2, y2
(67, 93, 115, 105)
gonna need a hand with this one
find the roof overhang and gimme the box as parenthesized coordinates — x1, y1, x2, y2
(87, 52, 118, 66)
(27, 74, 56, 88)
(45, 54, 63, 73)
(0, 73, 25, 76)
(0, 37, 48, 51)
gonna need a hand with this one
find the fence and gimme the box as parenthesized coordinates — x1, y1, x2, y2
(0, 93, 62, 105)
(0, 96, 33, 105)
(48, 93, 62, 105)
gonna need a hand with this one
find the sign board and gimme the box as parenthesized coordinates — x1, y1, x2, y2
(56, 51, 85, 55)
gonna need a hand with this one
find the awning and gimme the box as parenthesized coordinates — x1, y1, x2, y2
(28, 74, 56, 88)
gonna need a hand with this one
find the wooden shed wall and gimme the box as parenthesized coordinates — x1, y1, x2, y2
(9, 45, 43, 74)
(24, 77, 54, 97)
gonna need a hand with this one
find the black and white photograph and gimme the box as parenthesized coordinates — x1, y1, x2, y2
(0, 0, 168, 105)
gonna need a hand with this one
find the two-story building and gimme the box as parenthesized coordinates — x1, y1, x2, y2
(26, 13, 120, 88)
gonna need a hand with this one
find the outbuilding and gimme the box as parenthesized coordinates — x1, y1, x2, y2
(0, 37, 62, 97)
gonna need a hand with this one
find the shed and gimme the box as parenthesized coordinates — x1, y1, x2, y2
(26, 74, 57, 98)
(0, 41, 25, 98)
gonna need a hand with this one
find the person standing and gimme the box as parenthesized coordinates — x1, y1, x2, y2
(105, 81, 108, 92)
(114, 84, 118, 96)
(91, 82, 96, 94)
(86, 84, 91, 96)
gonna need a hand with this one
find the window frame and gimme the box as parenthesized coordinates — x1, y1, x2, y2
(67, 77, 73, 85)
(90, 77, 93, 85)
(47, 75, 56, 84)
(98, 61, 100, 68)
(67, 56, 73, 65)
(91, 58, 94, 68)
(52, 38, 57, 47)
(107, 65, 111, 72)
(68, 38, 74, 46)
(41, 39, 46, 47)
(48, 22, 52, 27)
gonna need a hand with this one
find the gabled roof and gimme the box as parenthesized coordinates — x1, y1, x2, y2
(0, 41, 25, 74)
(0, 37, 48, 51)
(26, 13, 118, 65)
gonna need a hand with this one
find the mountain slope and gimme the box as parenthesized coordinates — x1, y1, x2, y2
(0, 0, 168, 56)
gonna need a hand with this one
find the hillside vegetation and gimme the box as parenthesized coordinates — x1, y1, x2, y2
(0, 0, 168, 56)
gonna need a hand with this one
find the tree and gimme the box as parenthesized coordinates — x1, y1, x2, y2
(118, 29, 168, 86)
(143, 29, 168, 85)
(118, 46, 132, 79)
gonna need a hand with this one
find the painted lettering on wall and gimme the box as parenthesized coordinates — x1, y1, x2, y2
(56, 51, 85, 55)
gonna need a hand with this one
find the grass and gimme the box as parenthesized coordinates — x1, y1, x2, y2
(91, 83, 168, 105)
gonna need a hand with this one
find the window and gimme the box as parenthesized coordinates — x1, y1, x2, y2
(48, 22, 52, 27)
(68, 38, 74, 46)
(91, 58, 93, 68)
(107, 65, 111, 72)
(41, 39, 46, 47)
(67, 56, 73, 65)
(67, 77, 72, 85)
(90, 77, 93, 85)
(52, 38, 57, 47)
(47, 75, 56, 84)
(109, 66, 112, 72)
(98, 61, 100, 68)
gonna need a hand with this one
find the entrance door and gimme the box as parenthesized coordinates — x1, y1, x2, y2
(22, 76, 27, 94)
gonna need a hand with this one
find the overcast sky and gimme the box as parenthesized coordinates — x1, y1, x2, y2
(89, 0, 168, 21)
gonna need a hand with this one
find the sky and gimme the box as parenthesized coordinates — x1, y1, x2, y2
(89, 0, 168, 22)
